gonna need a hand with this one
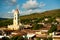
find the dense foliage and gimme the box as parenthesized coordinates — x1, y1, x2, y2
(20, 9, 60, 20)
(31, 24, 43, 30)
(0, 9, 60, 28)
(0, 19, 13, 27)
(2, 37, 10, 40)
(48, 24, 57, 33)
(10, 36, 27, 40)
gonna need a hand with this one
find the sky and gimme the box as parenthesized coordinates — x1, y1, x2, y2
(0, 0, 60, 18)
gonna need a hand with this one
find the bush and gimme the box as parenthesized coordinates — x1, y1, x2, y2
(2, 37, 10, 40)
(47, 37, 52, 40)
(48, 24, 57, 33)
(32, 24, 43, 30)
(10, 36, 26, 40)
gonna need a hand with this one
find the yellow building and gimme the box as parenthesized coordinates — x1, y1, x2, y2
(8, 8, 21, 30)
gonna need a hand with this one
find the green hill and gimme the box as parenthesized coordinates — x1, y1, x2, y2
(20, 9, 60, 20)
(0, 9, 60, 27)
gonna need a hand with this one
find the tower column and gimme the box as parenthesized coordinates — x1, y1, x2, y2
(13, 9, 19, 26)
(8, 8, 20, 30)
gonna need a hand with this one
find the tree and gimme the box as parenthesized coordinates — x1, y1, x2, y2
(10, 36, 26, 40)
(17, 36, 24, 40)
(47, 37, 52, 40)
(32, 24, 43, 30)
(11, 36, 19, 40)
(36, 38, 40, 40)
(48, 24, 57, 33)
(2, 37, 10, 40)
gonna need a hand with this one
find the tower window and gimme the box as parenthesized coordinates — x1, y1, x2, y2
(15, 15, 16, 20)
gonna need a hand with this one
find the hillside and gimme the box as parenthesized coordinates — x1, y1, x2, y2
(0, 9, 60, 27)
(0, 18, 7, 20)
(20, 9, 60, 20)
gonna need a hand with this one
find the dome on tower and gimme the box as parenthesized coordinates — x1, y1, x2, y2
(14, 8, 19, 14)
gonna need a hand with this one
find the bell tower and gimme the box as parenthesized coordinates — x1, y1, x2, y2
(8, 7, 21, 30)
(13, 8, 19, 26)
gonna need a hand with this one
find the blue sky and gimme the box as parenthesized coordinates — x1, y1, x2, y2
(0, 0, 60, 18)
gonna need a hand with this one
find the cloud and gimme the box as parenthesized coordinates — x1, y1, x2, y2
(4, 9, 15, 18)
(39, 2, 46, 7)
(8, 9, 15, 13)
(20, 9, 45, 15)
(7, 0, 17, 6)
(20, 9, 32, 15)
(21, 0, 46, 15)
(2, 9, 46, 18)
(1, 0, 17, 6)
(22, 0, 46, 10)
(2, 13, 13, 18)
(7, 8, 20, 18)
(11, 0, 16, 3)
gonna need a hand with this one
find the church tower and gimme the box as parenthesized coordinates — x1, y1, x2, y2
(8, 8, 21, 30)
(13, 8, 19, 26)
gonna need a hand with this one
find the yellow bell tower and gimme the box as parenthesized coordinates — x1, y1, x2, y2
(8, 8, 20, 30)
(13, 8, 19, 26)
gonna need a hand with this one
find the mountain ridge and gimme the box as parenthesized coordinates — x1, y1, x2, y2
(20, 9, 60, 20)
(0, 9, 60, 27)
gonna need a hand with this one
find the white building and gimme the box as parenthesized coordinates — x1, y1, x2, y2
(8, 8, 21, 30)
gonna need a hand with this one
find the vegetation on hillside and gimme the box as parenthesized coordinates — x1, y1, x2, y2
(0, 19, 13, 27)
(48, 24, 57, 33)
(0, 9, 60, 40)
(0, 9, 60, 29)
(20, 9, 60, 20)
